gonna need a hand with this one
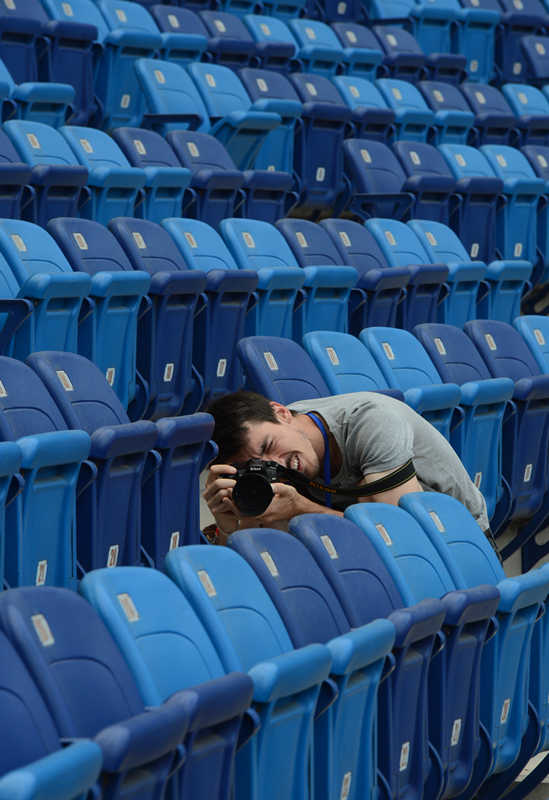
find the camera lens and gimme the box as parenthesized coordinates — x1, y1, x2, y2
(232, 472, 274, 517)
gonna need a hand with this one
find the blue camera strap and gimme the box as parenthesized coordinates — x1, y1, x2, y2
(306, 412, 332, 508)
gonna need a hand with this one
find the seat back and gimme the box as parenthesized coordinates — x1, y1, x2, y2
(413, 323, 493, 383)
(4, 120, 79, 167)
(237, 336, 329, 402)
(243, 14, 297, 59)
(276, 219, 344, 267)
(373, 24, 425, 81)
(47, 218, 133, 276)
(229, 528, 350, 648)
(290, 71, 346, 106)
(135, 58, 209, 133)
(150, 5, 208, 37)
(464, 319, 541, 381)
(376, 78, 433, 139)
(60, 126, 132, 171)
(109, 217, 188, 274)
(364, 218, 430, 268)
(0, 219, 74, 287)
(439, 142, 497, 180)
(333, 75, 389, 112)
(393, 140, 455, 181)
(303, 331, 390, 394)
(187, 62, 253, 118)
(0, 356, 65, 438)
(320, 218, 390, 276)
(503, 82, 549, 119)
(408, 219, 470, 263)
(167, 129, 238, 172)
(480, 143, 538, 184)
(513, 315, 549, 374)
(221, 219, 298, 270)
(0, 0, 47, 83)
(360, 326, 443, 390)
(112, 127, 181, 169)
(522, 143, 549, 181)
(161, 218, 239, 272)
(343, 138, 406, 194)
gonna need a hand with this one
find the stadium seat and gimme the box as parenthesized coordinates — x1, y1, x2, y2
(0, 357, 90, 588)
(373, 25, 426, 83)
(522, 143, 549, 284)
(167, 542, 395, 800)
(81, 563, 326, 800)
(221, 218, 356, 340)
(0, 628, 103, 799)
(400, 491, 549, 791)
(359, 326, 462, 440)
(160, 217, 259, 404)
(199, 10, 258, 68)
(107, 217, 207, 418)
(413, 322, 514, 519)
(392, 140, 458, 223)
(46, 218, 155, 415)
(3, 120, 88, 226)
(242, 15, 298, 71)
(331, 22, 384, 79)
(59, 126, 147, 225)
(0, 442, 19, 588)
(110, 128, 192, 224)
(417, 80, 475, 144)
(363, 218, 450, 329)
(409, 218, 531, 325)
(0, 56, 73, 128)
(147, 5, 208, 65)
(519, 33, 549, 87)
(0, 129, 30, 220)
(459, 81, 518, 146)
(502, 83, 549, 145)
(0, 585, 198, 800)
(288, 19, 348, 76)
(237, 335, 330, 402)
(464, 319, 549, 541)
(320, 218, 410, 330)
(291, 512, 500, 800)
(376, 78, 435, 141)
(491, 0, 547, 83)
(229, 525, 448, 800)
(333, 76, 396, 142)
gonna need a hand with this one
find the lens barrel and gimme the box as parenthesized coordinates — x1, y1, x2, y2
(232, 472, 274, 516)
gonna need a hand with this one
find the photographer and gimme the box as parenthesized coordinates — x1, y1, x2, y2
(203, 390, 491, 547)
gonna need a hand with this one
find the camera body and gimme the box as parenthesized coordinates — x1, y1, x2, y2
(231, 459, 288, 516)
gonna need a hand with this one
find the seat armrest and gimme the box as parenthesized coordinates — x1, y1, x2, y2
(445, 260, 486, 282)
(142, 111, 204, 131)
(497, 570, 549, 615)
(148, 271, 207, 297)
(89, 271, 150, 298)
(251, 98, 301, 120)
(302, 265, 357, 289)
(327, 618, 395, 676)
(403, 174, 456, 195)
(357, 267, 410, 292)
(143, 166, 191, 189)
(513, 374, 549, 402)
(105, 29, 161, 51)
(14, 82, 75, 106)
(19, 272, 91, 301)
(87, 167, 147, 190)
(500, 176, 545, 196)
(205, 269, 258, 294)
(455, 175, 503, 196)
(404, 382, 461, 412)
(248, 642, 332, 703)
(242, 170, 294, 192)
(389, 597, 446, 649)
(0, 740, 102, 800)
(301, 101, 352, 123)
(0, 163, 32, 186)
(90, 421, 158, 460)
(375, 388, 405, 401)
(193, 167, 244, 191)
(166, 672, 253, 731)
(223, 110, 281, 132)
(441, 585, 500, 627)
(460, 377, 514, 407)
(406, 263, 449, 285)
(43, 19, 98, 44)
(257, 266, 305, 291)
(154, 412, 214, 451)
(30, 165, 88, 188)
(17, 430, 90, 470)
(485, 259, 532, 281)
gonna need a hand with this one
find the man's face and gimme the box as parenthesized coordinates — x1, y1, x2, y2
(233, 417, 321, 478)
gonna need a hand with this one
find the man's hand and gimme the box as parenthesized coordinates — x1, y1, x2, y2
(203, 464, 240, 536)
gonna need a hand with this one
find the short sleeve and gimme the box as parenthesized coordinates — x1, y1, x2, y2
(346, 403, 414, 476)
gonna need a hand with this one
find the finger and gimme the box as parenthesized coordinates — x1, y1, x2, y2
(209, 464, 237, 476)
(203, 480, 235, 501)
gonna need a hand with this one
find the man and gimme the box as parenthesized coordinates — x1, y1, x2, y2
(203, 389, 490, 546)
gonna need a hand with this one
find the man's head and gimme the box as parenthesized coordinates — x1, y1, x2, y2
(207, 390, 322, 477)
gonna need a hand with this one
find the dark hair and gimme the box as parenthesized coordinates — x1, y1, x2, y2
(207, 390, 280, 463)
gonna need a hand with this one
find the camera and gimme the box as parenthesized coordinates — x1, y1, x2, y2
(231, 459, 286, 517)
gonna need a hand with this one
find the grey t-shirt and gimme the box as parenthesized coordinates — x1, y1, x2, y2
(289, 392, 489, 531)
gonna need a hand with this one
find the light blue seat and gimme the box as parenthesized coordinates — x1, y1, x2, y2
(242, 15, 298, 70)
(502, 83, 549, 146)
(360, 325, 461, 440)
(376, 78, 435, 142)
(222, 218, 355, 341)
(81, 564, 330, 800)
(0, 55, 73, 128)
(0, 219, 90, 360)
(401, 491, 549, 792)
(287, 19, 344, 76)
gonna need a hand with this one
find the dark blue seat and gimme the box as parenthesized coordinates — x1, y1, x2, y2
(148, 6, 208, 66)
(200, 10, 257, 67)
(107, 216, 207, 418)
(3, 120, 88, 226)
(46, 218, 150, 413)
(0, 585, 196, 800)
(110, 128, 192, 224)
(291, 512, 500, 800)
(236, 335, 330, 402)
(167, 542, 394, 800)
(333, 75, 396, 143)
(320, 217, 411, 330)
(522, 143, 549, 284)
(374, 24, 466, 85)
(0, 128, 32, 220)
(519, 33, 549, 87)
(392, 140, 457, 224)
(418, 80, 475, 144)
(81, 562, 323, 800)
(459, 82, 518, 146)
(413, 322, 514, 520)
(0, 628, 102, 799)
(229, 526, 448, 800)
(160, 217, 258, 404)
(331, 22, 384, 79)
(492, 0, 547, 83)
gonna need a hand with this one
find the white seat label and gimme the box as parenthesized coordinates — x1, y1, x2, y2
(471, 243, 479, 258)
(80, 138, 93, 153)
(321, 534, 338, 559)
(132, 231, 146, 249)
(451, 718, 462, 746)
(534, 328, 546, 345)
(56, 370, 74, 391)
(216, 358, 227, 377)
(154, 69, 166, 84)
(206, 73, 216, 88)
(11, 234, 26, 251)
(296, 232, 308, 248)
(198, 569, 217, 597)
(168, 14, 179, 27)
(257, 78, 268, 92)
(214, 19, 226, 32)
(163, 363, 174, 382)
(73, 232, 88, 250)
(339, 231, 351, 247)
(385, 230, 396, 246)
(261, 551, 279, 576)
(26, 133, 40, 149)
(120, 94, 130, 109)
(376, 523, 392, 545)
(242, 232, 255, 248)
(184, 232, 198, 248)
(170, 531, 180, 550)
(106, 367, 115, 386)
(340, 771, 352, 800)
(425, 232, 437, 246)
(32, 613, 54, 646)
(360, 148, 372, 164)
(500, 698, 511, 723)
(410, 151, 420, 165)
(36, 560, 48, 586)
(115, 8, 127, 22)
(399, 742, 410, 771)
(107, 545, 119, 568)
(306, 82, 317, 96)
(118, 593, 139, 622)
(346, 30, 357, 43)
(524, 464, 533, 482)
(434, 337, 446, 355)
(0, 380, 7, 398)
(264, 351, 278, 371)
(485, 333, 497, 351)
(326, 346, 339, 365)
(429, 511, 445, 532)
(475, 91, 486, 105)
(187, 142, 200, 158)
(382, 342, 395, 360)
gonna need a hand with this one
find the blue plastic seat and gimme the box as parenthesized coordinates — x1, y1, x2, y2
(459, 82, 518, 145)
(0, 628, 103, 799)
(238, 67, 302, 175)
(438, 143, 504, 263)
(360, 325, 462, 441)
(0, 55, 73, 128)
(409, 218, 531, 325)
(287, 19, 345, 76)
(291, 512, 500, 800)
(0, 442, 20, 588)
(320, 217, 411, 330)
(331, 22, 384, 79)
(373, 25, 427, 83)
(236, 335, 330, 402)
(110, 128, 191, 224)
(492, 0, 547, 83)
(221, 217, 356, 340)
(60, 126, 147, 225)
(242, 15, 298, 71)
(81, 562, 324, 800)
(400, 491, 549, 789)
(229, 525, 448, 800)
(148, 6, 208, 66)
(106, 217, 207, 418)
(0, 129, 30, 220)
(519, 33, 549, 87)
(376, 78, 435, 142)
(0, 585, 197, 800)
(160, 217, 258, 404)
(199, 10, 258, 67)
(521, 144, 549, 284)
(0, 357, 90, 589)
(363, 218, 450, 329)
(287, 72, 352, 215)
(3, 119, 88, 226)
(167, 542, 394, 800)
(464, 319, 549, 537)
(46, 218, 152, 414)
(413, 322, 514, 519)
(0, 219, 91, 360)
(502, 83, 549, 145)
(332, 76, 396, 143)
(480, 143, 545, 268)
(392, 140, 458, 223)
(418, 80, 475, 144)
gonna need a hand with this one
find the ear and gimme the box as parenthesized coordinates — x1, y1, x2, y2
(270, 401, 293, 424)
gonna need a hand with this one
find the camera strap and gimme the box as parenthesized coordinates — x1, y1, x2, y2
(306, 412, 333, 507)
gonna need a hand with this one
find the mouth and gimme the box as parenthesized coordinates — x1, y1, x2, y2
(288, 454, 301, 472)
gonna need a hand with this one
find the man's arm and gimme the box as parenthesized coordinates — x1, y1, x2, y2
(358, 468, 423, 505)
